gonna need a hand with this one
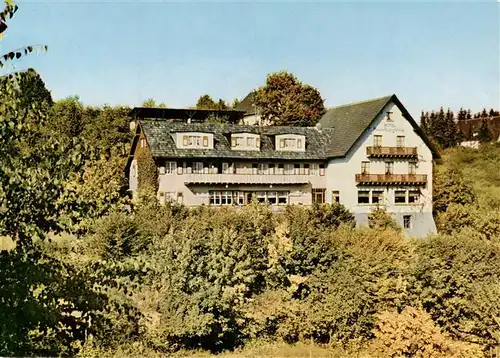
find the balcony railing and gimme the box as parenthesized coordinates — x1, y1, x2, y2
(183, 173, 312, 185)
(355, 173, 427, 186)
(366, 146, 418, 158)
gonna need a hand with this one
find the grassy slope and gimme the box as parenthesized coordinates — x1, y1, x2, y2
(438, 142, 500, 208)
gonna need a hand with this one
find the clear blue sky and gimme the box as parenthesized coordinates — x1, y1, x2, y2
(1, 0, 499, 117)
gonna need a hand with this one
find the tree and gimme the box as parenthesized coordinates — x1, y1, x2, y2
(0, 1, 47, 69)
(466, 109, 472, 119)
(254, 71, 325, 126)
(142, 98, 166, 108)
(457, 107, 466, 121)
(195, 94, 228, 110)
(481, 108, 488, 118)
(477, 119, 491, 143)
(420, 111, 429, 134)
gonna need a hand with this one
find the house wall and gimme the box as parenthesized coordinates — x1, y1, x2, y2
(325, 101, 436, 237)
(156, 165, 326, 206)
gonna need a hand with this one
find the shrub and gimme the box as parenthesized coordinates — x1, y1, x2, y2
(408, 232, 500, 349)
(369, 307, 483, 357)
(368, 207, 401, 232)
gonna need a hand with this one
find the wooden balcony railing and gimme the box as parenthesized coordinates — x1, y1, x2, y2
(183, 173, 312, 185)
(355, 173, 427, 186)
(366, 146, 418, 158)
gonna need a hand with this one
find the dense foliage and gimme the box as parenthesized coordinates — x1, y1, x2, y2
(254, 71, 326, 126)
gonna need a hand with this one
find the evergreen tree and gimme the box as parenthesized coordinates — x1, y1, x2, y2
(477, 119, 491, 143)
(481, 108, 488, 118)
(420, 111, 429, 134)
(457, 108, 466, 121)
(466, 109, 472, 120)
(432, 107, 448, 149)
(489, 108, 496, 117)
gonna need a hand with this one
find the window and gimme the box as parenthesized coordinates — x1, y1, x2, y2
(277, 164, 284, 175)
(284, 163, 294, 175)
(310, 163, 319, 175)
(140, 138, 146, 148)
(267, 191, 277, 205)
(332, 190, 340, 203)
(319, 164, 325, 176)
(372, 190, 384, 204)
(284, 138, 295, 148)
(258, 163, 268, 175)
(247, 137, 255, 147)
(279, 138, 285, 148)
(374, 135, 382, 147)
(297, 139, 303, 148)
(409, 162, 417, 175)
(235, 191, 245, 205)
(159, 166, 165, 175)
(268, 163, 275, 175)
(397, 136, 405, 148)
(278, 192, 289, 205)
(210, 191, 221, 205)
(257, 191, 267, 203)
(361, 161, 370, 174)
(166, 161, 177, 174)
(409, 190, 420, 204)
(222, 162, 231, 174)
(294, 164, 300, 175)
(403, 215, 412, 229)
(304, 164, 310, 175)
(385, 161, 394, 175)
(182, 135, 207, 148)
(193, 162, 203, 174)
(312, 189, 326, 204)
(395, 190, 406, 204)
(221, 191, 232, 205)
(358, 190, 370, 204)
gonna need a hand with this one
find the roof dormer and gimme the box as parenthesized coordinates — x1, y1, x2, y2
(275, 134, 306, 152)
(175, 132, 214, 149)
(231, 132, 260, 151)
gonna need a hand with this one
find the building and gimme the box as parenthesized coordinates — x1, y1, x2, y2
(127, 94, 439, 237)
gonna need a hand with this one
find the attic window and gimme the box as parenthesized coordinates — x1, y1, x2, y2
(182, 135, 209, 148)
(231, 133, 260, 150)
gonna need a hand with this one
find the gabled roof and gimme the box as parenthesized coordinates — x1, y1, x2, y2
(235, 91, 257, 116)
(139, 121, 334, 160)
(319, 94, 439, 158)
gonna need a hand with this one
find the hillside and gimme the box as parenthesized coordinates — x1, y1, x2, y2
(438, 142, 500, 208)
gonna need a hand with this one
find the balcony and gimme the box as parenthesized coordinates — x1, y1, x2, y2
(183, 173, 312, 185)
(355, 173, 427, 186)
(366, 146, 418, 158)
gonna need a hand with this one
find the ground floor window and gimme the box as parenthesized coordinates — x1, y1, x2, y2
(408, 190, 420, 204)
(209, 190, 289, 206)
(312, 188, 326, 204)
(357, 190, 370, 204)
(332, 190, 340, 203)
(372, 190, 384, 204)
(403, 215, 412, 229)
(395, 190, 407, 204)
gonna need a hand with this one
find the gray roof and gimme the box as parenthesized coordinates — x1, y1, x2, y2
(140, 121, 335, 160)
(319, 95, 394, 156)
(235, 91, 257, 116)
(131, 94, 438, 163)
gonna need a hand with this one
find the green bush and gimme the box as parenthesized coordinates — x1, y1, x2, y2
(408, 232, 500, 349)
(368, 207, 401, 232)
(369, 307, 484, 357)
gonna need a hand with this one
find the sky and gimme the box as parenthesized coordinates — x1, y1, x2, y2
(1, 0, 499, 117)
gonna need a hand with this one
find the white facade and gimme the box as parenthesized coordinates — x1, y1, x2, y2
(324, 101, 436, 237)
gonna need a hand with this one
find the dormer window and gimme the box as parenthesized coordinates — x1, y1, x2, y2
(276, 134, 306, 152)
(231, 133, 260, 151)
(176, 132, 213, 149)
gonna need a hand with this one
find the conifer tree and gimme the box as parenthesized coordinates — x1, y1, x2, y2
(466, 109, 472, 120)
(477, 119, 491, 143)
(481, 108, 488, 118)
(420, 111, 429, 134)
(457, 108, 466, 121)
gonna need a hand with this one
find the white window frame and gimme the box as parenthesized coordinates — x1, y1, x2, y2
(165, 161, 177, 174)
(193, 162, 204, 174)
(374, 135, 382, 147)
